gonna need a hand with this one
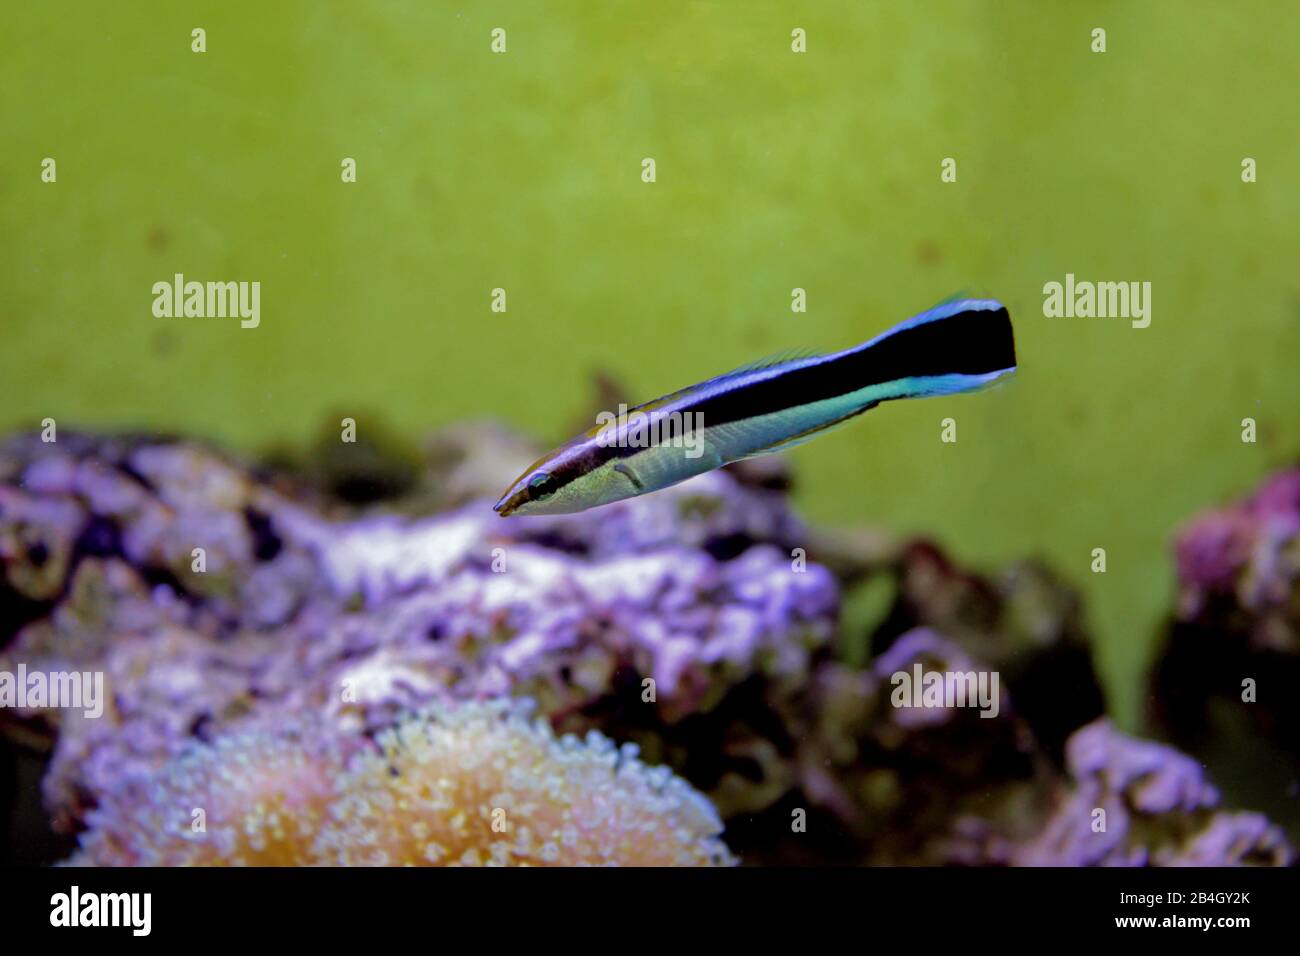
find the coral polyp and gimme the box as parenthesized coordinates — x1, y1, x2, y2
(317, 700, 734, 866)
(69, 701, 735, 867)
(71, 722, 350, 866)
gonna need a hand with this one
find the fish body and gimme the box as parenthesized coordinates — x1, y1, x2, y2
(494, 298, 1015, 516)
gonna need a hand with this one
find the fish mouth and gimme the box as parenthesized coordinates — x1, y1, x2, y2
(493, 492, 516, 516)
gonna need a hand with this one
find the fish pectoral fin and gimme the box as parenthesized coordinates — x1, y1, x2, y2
(612, 462, 645, 492)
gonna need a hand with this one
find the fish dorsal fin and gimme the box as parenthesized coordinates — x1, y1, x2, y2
(626, 347, 822, 415)
(715, 346, 822, 379)
(931, 289, 973, 309)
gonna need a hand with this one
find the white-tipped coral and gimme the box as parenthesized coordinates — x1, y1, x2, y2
(70, 721, 349, 866)
(315, 699, 735, 866)
(69, 701, 735, 867)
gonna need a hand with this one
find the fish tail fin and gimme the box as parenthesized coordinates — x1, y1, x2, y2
(845, 298, 1016, 401)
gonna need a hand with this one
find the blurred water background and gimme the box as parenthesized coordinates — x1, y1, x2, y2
(2, 1, 1297, 728)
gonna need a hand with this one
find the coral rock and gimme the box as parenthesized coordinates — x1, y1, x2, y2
(1014, 720, 1294, 866)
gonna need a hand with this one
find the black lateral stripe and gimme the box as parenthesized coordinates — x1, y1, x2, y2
(688, 305, 1015, 428)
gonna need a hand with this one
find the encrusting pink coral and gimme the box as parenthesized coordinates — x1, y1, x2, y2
(69, 700, 735, 867)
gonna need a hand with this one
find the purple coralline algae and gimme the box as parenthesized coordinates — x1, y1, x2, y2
(0, 429, 1293, 866)
(1151, 467, 1300, 834)
(776, 628, 1053, 866)
(1173, 467, 1300, 627)
(0, 432, 836, 845)
(1015, 719, 1293, 866)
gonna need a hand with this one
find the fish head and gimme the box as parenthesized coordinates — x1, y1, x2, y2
(493, 438, 635, 517)
(492, 466, 566, 517)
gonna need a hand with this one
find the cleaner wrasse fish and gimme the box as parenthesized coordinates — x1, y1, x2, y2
(494, 298, 1015, 516)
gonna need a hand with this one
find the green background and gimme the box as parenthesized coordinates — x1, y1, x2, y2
(2, 2, 1297, 728)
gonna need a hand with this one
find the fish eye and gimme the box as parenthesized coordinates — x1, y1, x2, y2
(528, 472, 557, 501)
